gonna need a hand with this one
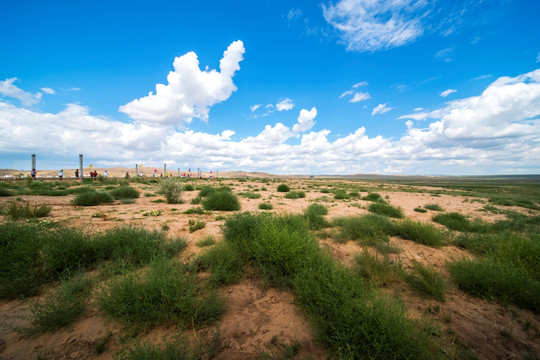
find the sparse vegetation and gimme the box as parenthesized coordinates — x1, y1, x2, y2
(405, 260, 447, 301)
(258, 202, 273, 210)
(160, 178, 183, 204)
(72, 191, 115, 206)
(424, 203, 443, 211)
(368, 202, 404, 218)
(393, 219, 447, 247)
(202, 189, 240, 211)
(2, 201, 52, 219)
(110, 185, 139, 199)
(277, 184, 290, 192)
(188, 219, 206, 233)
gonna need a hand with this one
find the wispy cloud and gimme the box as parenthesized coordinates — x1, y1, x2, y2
(0, 78, 42, 106)
(340, 82, 370, 103)
(434, 47, 455, 62)
(350, 92, 370, 103)
(250, 104, 261, 112)
(41, 87, 55, 95)
(440, 89, 457, 97)
(276, 98, 294, 111)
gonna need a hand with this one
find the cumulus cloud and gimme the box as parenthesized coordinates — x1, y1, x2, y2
(250, 104, 261, 112)
(322, 0, 427, 52)
(372, 103, 393, 115)
(41, 87, 55, 95)
(440, 89, 457, 97)
(119, 40, 245, 127)
(276, 98, 294, 111)
(0, 78, 42, 106)
(3, 68, 540, 175)
(292, 107, 317, 136)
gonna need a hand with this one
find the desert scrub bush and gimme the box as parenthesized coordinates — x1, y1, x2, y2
(405, 260, 447, 302)
(414, 207, 428, 213)
(19, 274, 89, 334)
(393, 219, 446, 247)
(368, 202, 404, 218)
(258, 202, 273, 210)
(362, 192, 384, 202)
(72, 191, 114, 206)
(2, 201, 52, 219)
(188, 219, 206, 233)
(197, 241, 244, 287)
(196, 235, 216, 247)
(331, 214, 393, 245)
(110, 185, 139, 199)
(354, 249, 403, 287)
(160, 178, 183, 204)
(284, 191, 299, 199)
(424, 203, 443, 211)
(98, 257, 225, 327)
(304, 203, 328, 230)
(432, 212, 485, 232)
(277, 184, 290, 192)
(183, 207, 206, 215)
(202, 190, 240, 211)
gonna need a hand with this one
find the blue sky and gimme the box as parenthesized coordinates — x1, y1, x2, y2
(1, 0, 539, 174)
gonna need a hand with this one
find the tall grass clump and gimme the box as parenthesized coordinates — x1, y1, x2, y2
(98, 257, 225, 327)
(258, 202, 273, 210)
(393, 219, 446, 247)
(424, 203, 443, 211)
(223, 213, 434, 358)
(110, 185, 139, 200)
(362, 192, 384, 202)
(368, 202, 404, 218)
(304, 203, 328, 230)
(3, 201, 52, 219)
(332, 214, 393, 245)
(405, 260, 447, 302)
(160, 178, 183, 204)
(333, 189, 349, 200)
(0, 187, 14, 196)
(277, 184, 290, 192)
(354, 250, 403, 287)
(72, 191, 114, 206)
(202, 190, 240, 211)
(284, 191, 299, 199)
(115, 339, 196, 360)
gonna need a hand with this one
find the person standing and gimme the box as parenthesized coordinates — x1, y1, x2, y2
(103, 170, 108, 178)
(58, 169, 64, 180)
(75, 169, 79, 178)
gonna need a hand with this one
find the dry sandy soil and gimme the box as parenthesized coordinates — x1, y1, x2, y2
(0, 178, 539, 359)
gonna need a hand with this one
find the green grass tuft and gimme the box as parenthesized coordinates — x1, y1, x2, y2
(393, 219, 446, 247)
(202, 190, 240, 211)
(424, 203, 443, 211)
(405, 260, 447, 302)
(72, 191, 115, 206)
(258, 202, 273, 210)
(368, 202, 404, 218)
(160, 178, 183, 204)
(3, 201, 52, 219)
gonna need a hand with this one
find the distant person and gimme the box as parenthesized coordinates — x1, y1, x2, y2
(58, 169, 64, 180)
(140, 171, 144, 177)
(31, 168, 36, 180)
(103, 170, 108, 178)
(75, 169, 79, 178)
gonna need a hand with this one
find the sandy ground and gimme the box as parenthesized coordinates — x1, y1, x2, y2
(0, 178, 539, 359)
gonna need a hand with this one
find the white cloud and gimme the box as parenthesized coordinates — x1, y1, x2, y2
(473, 74, 492, 81)
(339, 90, 354, 98)
(322, 0, 427, 52)
(119, 40, 245, 127)
(414, 107, 424, 112)
(434, 47, 455, 62)
(3, 68, 540, 175)
(0, 78, 41, 106)
(440, 89, 457, 97)
(250, 104, 261, 112)
(287, 9, 302, 21)
(41, 87, 55, 95)
(276, 98, 294, 111)
(292, 107, 317, 136)
(353, 81, 368, 88)
(372, 103, 393, 115)
(350, 92, 370, 103)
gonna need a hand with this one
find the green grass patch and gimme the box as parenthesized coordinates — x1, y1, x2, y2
(368, 202, 404, 218)
(354, 250, 403, 287)
(98, 257, 224, 328)
(405, 260, 447, 302)
(414, 207, 428, 213)
(284, 191, 299, 199)
(432, 212, 484, 232)
(239, 192, 261, 199)
(197, 241, 244, 287)
(304, 203, 328, 230)
(196, 235, 216, 247)
(110, 186, 140, 199)
(188, 219, 206, 233)
(393, 219, 446, 247)
(424, 203, 443, 211)
(160, 178, 183, 204)
(362, 192, 384, 202)
(332, 214, 393, 245)
(72, 191, 115, 206)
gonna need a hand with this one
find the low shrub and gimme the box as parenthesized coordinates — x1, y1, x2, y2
(0, 188, 14, 197)
(160, 178, 183, 204)
(110, 186, 139, 199)
(332, 214, 393, 245)
(72, 191, 114, 206)
(202, 191, 240, 211)
(188, 220, 206, 233)
(197, 241, 244, 287)
(183, 184, 195, 191)
(354, 250, 403, 287)
(277, 184, 290, 192)
(284, 191, 299, 199)
(258, 202, 273, 210)
(305, 203, 328, 230)
(183, 207, 206, 215)
(240, 192, 261, 199)
(368, 202, 404, 218)
(424, 203, 443, 211)
(362, 193, 384, 202)
(333, 189, 349, 200)
(414, 207, 427, 213)
(196, 236, 216, 247)
(432, 212, 484, 232)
